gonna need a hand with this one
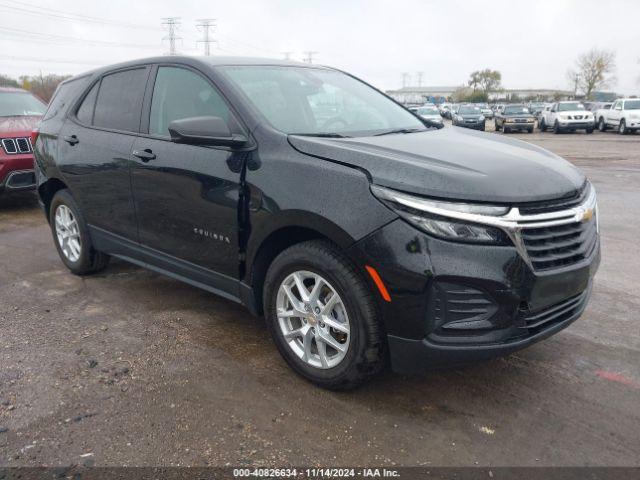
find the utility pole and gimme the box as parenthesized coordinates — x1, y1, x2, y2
(161, 17, 182, 55)
(196, 19, 217, 56)
(302, 51, 318, 64)
(416, 71, 423, 87)
(281, 51, 294, 61)
(402, 72, 410, 88)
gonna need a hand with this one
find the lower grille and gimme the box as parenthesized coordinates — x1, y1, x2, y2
(433, 282, 498, 332)
(521, 217, 598, 271)
(520, 290, 588, 331)
(6, 170, 36, 189)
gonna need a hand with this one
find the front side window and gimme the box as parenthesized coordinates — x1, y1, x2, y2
(222, 66, 424, 136)
(0, 91, 46, 117)
(149, 66, 232, 137)
(93, 68, 148, 132)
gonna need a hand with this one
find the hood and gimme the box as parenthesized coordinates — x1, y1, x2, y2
(420, 114, 442, 121)
(289, 127, 585, 203)
(504, 112, 534, 118)
(0, 115, 41, 136)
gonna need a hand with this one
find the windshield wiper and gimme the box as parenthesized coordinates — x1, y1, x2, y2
(290, 132, 352, 138)
(374, 127, 424, 136)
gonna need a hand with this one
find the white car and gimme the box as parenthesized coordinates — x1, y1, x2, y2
(539, 101, 594, 134)
(595, 98, 640, 134)
(413, 105, 444, 127)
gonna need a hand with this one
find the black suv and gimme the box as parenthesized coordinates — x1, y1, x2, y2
(34, 57, 600, 389)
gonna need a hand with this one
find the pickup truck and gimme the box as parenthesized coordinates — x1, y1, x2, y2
(595, 98, 640, 134)
(539, 101, 594, 134)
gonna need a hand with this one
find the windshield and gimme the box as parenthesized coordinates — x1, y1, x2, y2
(530, 103, 544, 108)
(417, 107, 439, 115)
(558, 102, 585, 112)
(625, 100, 640, 110)
(504, 106, 529, 114)
(0, 91, 46, 117)
(222, 66, 425, 136)
(459, 106, 481, 114)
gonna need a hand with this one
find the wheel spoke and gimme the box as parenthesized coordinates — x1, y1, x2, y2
(322, 315, 350, 334)
(315, 333, 329, 368)
(302, 327, 314, 361)
(308, 275, 325, 304)
(292, 272, 309, 302)
(317, 329, 346, 353)
(282, 284, 304, 312)
(321, 292, 339, 315)
(284, 324, 309, 340)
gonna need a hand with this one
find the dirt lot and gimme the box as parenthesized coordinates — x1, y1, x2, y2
(1, 127, 639, 467)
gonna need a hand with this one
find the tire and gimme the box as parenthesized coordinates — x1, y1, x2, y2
(49, 189, 110, 275)
(503, 125, 509, 134)
(480, 125, 485, 131)
(494, 121, 501, 131)
(539, 118, 546, 131)
(263, 240, 386, 389)
(527, 127, 534, 133)
(586, 127, 594, 134)
(598, 118, 607, 132)
(553, 121, 561, 134)
(619, 119, 627, 135)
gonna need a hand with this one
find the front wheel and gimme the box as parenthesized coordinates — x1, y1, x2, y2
(619, 120, 627, 135)
(527, 127, 534, 133)
(49, 189, 110, 275)
(494, 121, 501, 131)
(539, 118, 547, 131)
(263, 240, 386, 389)
(586, 127, 594, 134)
(553, 121, 561, 134)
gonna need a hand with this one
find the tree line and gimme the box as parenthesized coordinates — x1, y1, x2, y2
(0, 73, 70, 103)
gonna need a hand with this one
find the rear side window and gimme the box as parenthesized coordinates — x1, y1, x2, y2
(42, 75, 90, 121)
(149, 66, 232, 137)
(93, 68, 148, 132)
(76, 82, 99, 125)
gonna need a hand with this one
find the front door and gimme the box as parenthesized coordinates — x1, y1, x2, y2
(130, 65, 244, 280)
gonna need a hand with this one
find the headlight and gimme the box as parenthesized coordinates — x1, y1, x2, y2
(371, 185, 510, 244)
(560, 115, 569, 120)
(478, 115, 485, 121)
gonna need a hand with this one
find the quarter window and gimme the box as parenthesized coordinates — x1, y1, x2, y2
(149, 66, 232, 138)
(93, 68, 148, 132)
(76, 82, 99, 125)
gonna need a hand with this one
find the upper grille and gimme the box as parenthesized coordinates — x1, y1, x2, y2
(518, 184, 589, 215)
(521, 217, 598, 271)
(1, 137, 32, 155)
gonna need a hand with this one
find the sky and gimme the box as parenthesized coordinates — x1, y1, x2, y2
(0, 0, 639, 95)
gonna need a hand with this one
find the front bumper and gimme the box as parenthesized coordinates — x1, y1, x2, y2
(504, 121, 535, 129)
(0, 154, 36, 194)
(456, 121, 485, 130)
(349, 218, 600, 373)
(557, 121, 592, 130)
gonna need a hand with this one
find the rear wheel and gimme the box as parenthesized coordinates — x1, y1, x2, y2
(598, 118, 607, 132)
(49, 189, 110, 275)
(539, 118, 546, 131)
(263, 240, 386, 389)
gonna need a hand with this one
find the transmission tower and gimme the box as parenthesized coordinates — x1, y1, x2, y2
(302, 51, 318, 64)
(402, 72, 410, 88)
(416, 71, 424, 87)
(161, 17, 182, 55)
(196, 18, 217, 56)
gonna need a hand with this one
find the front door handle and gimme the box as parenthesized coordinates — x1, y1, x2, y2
(63, 135, 79, 146)
(132, 149, 156, 162)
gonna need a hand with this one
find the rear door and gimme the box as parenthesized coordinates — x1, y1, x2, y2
(130, 64, 245, 280)
(57, 66, 150, 240)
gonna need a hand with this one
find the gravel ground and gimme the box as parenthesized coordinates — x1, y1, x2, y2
(0, 126, 639, 467)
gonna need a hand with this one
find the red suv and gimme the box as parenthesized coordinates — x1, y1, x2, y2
(0, 87, 46, 197)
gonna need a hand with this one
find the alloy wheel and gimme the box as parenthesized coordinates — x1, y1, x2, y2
(276, 270, 350, 369)
(55, 204, 82, 262)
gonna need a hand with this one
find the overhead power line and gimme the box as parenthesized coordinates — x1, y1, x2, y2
(196, 18, 217, 56)
(0, 26, 160, 49)
(162, 17, 182, 55)
(0, 0, 160, 30)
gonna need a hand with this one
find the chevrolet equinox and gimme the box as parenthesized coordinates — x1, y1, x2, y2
(33, 57, 600, 389)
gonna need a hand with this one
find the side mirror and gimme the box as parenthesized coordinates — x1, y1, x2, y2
(168, 116, 248, 148)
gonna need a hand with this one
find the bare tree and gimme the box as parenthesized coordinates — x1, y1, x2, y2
(574, 48, 616, 99)
(468, 69, 502, 96)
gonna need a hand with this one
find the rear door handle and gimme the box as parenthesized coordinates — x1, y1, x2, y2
(63, 135, 79, 146)
(132, 149, 156, 162)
